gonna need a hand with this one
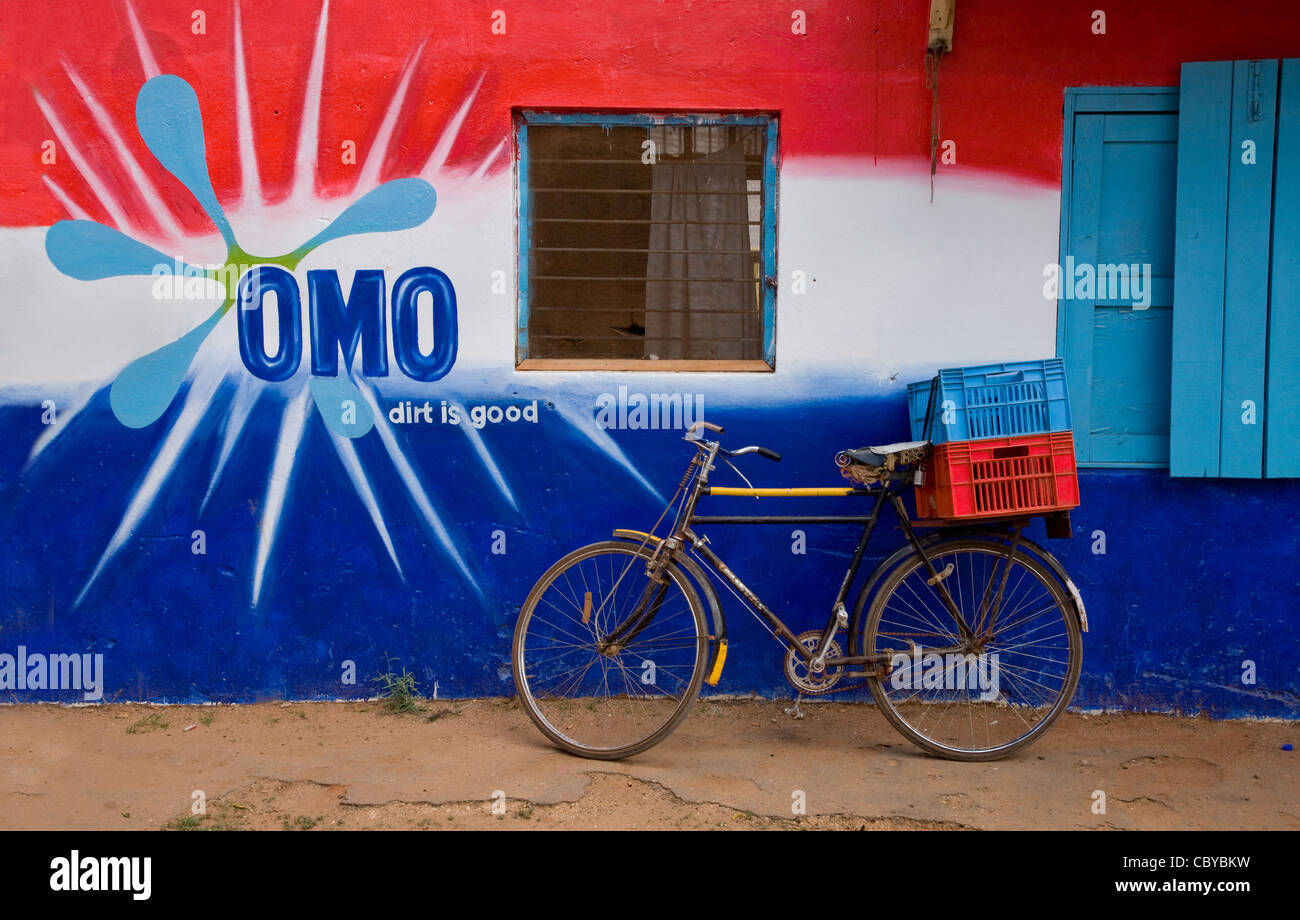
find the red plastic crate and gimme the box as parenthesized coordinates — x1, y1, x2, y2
(915, 431, 1080, 521)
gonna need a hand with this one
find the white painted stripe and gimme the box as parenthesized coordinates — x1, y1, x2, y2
(32, 89, 136, 234)
(290, 0, 330, 207)
(357, 382, 484, 600)
(233, 3, 263, 207)
(41, 175, 92, 222)
(62, 61, 186, 243)
(251, 386, 310, 606)
(327, 428, 405, 580)
(422, 72, 485, 179)
(125, 0, 161, 79)
(74, 361, 227, 608)
(356, 43, 425, 193)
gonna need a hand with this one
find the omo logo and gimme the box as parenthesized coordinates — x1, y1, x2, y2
(237, 265, 457, 383)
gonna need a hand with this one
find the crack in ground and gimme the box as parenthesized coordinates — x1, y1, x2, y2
(167, 771, 973, 831)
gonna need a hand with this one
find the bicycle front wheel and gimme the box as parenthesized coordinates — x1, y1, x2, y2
(862, 538, 1081, 761)
(512, 540, 709, 759)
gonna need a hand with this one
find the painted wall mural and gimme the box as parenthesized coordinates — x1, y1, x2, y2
(1, 1, 1298, 717)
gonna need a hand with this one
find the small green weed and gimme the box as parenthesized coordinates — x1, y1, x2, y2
(126, 712, 169, 734)
(373, 657, 422, 714)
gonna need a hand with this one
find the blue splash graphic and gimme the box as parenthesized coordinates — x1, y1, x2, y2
(45, 220, 200, 280)
(136, 75, 237, 248)
(294, 178, 437, 253)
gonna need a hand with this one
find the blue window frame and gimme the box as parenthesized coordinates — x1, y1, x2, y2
(514, 111, 779, 368)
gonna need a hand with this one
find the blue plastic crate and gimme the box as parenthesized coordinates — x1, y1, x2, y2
(908, 358, 1071, 444)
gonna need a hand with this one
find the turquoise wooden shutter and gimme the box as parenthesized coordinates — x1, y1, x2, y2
(1171, 59, 1293, 478)
(1266, 59, 1300, 478)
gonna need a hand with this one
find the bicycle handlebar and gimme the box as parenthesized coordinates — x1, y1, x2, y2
(684, 421, 780, 461)
(729, 445, 782, 462)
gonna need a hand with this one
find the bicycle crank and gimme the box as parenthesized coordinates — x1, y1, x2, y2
(783, 631, 844, 695)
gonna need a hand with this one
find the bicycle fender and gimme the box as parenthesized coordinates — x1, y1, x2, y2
(612, 529, 729, 682)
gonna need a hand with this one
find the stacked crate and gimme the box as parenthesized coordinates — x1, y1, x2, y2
(906, 359, 1080, 521)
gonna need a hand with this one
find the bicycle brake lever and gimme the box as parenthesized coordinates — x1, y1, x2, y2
(721, 456, 757, 494)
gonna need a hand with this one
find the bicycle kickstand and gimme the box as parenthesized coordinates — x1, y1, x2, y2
(784, 691, 806, 720)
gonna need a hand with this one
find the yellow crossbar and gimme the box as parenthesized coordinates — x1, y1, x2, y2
(708, 487, 861, 497)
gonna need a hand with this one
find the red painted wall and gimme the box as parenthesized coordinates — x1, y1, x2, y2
(2, 0, 1299, 231)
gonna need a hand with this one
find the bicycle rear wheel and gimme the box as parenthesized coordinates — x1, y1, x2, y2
(862, 538, 1081, 761)
(512, 540, 709, 759)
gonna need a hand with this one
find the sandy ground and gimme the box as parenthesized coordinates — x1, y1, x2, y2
(0, 699, 1295, 830)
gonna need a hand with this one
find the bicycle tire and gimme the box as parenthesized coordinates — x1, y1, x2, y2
(512, 540, 709, 760)
(862, 538, 1082, 761)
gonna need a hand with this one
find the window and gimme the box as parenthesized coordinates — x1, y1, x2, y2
(514, 112, 778, 370)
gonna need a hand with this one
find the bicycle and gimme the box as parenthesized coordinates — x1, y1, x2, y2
(511, 421, 1086, 762)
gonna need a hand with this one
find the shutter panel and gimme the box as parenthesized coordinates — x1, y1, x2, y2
(1219, 60, 1276, 477)
(1170, 61, 1233, 477)
(1171, 60, 1285, 478)
(1266, 59, 1300, 478)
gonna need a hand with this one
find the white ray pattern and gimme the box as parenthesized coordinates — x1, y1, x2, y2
(233, 3, 263, 207)
(448, 400, 519, 513)
(32, 88, 135, 234)
(74, 359, 227, 608)
(62, 61, 185, 243)
(355, 42, 425, 193)
(199, 375, 260, 514)
(358, 383, 484, 601)
(25, 382, 98, 470)
(327, 430, 405, 581)
(552, 399, 665, 503)
(42, 175, 92, 221)
(421, 72, 485, 179)
(290, 0, 330, 207)
(468, 138, 507, 183)
(251, 386, 310, 607)
(125, 0, 161, 79)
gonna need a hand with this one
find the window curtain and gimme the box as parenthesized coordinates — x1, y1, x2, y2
(644, 140, 759, 360)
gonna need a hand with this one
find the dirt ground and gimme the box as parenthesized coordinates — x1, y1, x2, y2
(0, 699, 1295, 831)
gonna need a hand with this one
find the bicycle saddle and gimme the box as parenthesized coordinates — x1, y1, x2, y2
(838, 440, 931, 468)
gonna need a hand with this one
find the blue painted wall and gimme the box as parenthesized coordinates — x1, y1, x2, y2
(2, 385, 1296, 718)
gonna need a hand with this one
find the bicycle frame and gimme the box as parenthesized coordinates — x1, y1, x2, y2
(612, 434, 1028, 682)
